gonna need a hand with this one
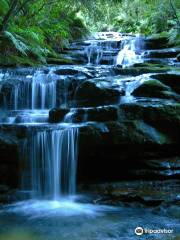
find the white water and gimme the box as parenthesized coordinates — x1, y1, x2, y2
(31, 71, 57, 109)
(84, 35, 144, 67)
(85, 40, 120, 65)
(116, 38, 143, 67)
(22, 127, 78, 200)
(0, 69, 59, 110)
(2, 199, 117, 218)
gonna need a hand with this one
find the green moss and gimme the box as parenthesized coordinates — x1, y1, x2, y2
(132, 79, 171, 98)
(46, 57, 74, 65)
(120, 103, 180, 141)
(114, 66, 180, 76)
(0, 54, 40, 67)
(139, 79, 168, 89)
(148, 32, 169, 40)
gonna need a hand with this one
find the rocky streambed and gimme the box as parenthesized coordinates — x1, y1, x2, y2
(0, 33, 179, 239)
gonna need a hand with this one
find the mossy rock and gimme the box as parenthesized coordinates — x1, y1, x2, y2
(113, 66, 178, 76)
(132, 63, 166, 68)
(120, 102, 180, 140)
(132, 79, 173, 98)
(75, 80, 122, 107)
(144, 33, 169, 50)
(106, 120, 171, 145)
(120, 102, 180, 122)
(46, 57, 75, 65)
(143, 48, 180, 58)
(177, 53, 180, 62)
(152, 73, 180, 94)
(0, 54, 40, 67)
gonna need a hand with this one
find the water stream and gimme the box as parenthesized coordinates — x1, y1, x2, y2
(0, 32, 179, 240)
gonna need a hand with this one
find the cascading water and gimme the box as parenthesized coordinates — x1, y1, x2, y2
(85, 40, 120, 65)
(83, 34, 144, 67)
(22, 127, 78, 200)
(0, 69, 59, 110)
(116, 37, 143, 67)
(0, 32, 179, 240)
(31, 71, 57, 109)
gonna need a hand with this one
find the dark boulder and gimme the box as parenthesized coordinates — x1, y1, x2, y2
(77, 119, 179, 183)
(143, 48, 180, 58)
(84, 106, 118, 122)
(75, 80, 123, 107)
(54, 68, 80, 75)
(119, 102, 180, 141)
(79, 180, 180, 206)
(49, 106, 119, 123)
(54, 68, 93, 78)
(144, 35, 169, 50)
(177, 53, 180, 62)
(151, 73, 180, 94)
(0, 133, 19, 188)
(132, 79, 177, 99)
(113, 66, 171, 76)
(49, 108, 69, 123)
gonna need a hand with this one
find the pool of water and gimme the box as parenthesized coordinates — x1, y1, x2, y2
(0, 199, 179, 240)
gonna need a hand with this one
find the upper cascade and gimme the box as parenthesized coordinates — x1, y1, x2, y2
(70, 32, 145, 66)
(0, 68, 74, 111)
(0, 33, 145, 112)
(116, 37, 144, 67)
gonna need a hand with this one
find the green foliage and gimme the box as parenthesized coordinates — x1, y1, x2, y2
(80, 0, 180, 38)
(0, 0, 179, 66)
(0, 0, 88, 65)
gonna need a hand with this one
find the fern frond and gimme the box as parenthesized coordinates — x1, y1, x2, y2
(4, 31, 29, 55)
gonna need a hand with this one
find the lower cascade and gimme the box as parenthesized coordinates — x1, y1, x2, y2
(22, 127, 79, 200)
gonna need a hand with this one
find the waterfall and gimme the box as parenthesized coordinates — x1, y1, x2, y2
(116, 37, 143, 67)
(2, 70, 57, 110)
(86, 41, 103, 65)
(31, 74, 56, 109)
(84, 35, 144, 66)
(23, 127, 78, 200)
(85, 40, 120, 65)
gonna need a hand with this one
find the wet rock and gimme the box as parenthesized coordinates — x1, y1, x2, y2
(113, 66, 172, 76)
(143, 48, 180, 58)
(0, 82, 14, 108)
(75, 80, 123, 106)
(0, 133, 19, 188)
(177, 53, 180, 62)
(0, 125, 28, 139)
(54, 68, 80, 75)
(144, 35, 169, 50)
(77, 120, 179, 182)
(49, 108, 69, 123)
(76, 100, 180, 182)
(144, 156, 180, 170)
(151, 73, 180, 94)
(46, 56, 75, 65)
(54, 68, 93, 78)
(49, 106, 119, 123)
(132, 79, 176, 99)
(84, 106, 118, 122)
(0, 185, 9, 193)
(0, 187, 21, 204)
(119, 102, 180, 140)
(79, 180, 180, 206)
